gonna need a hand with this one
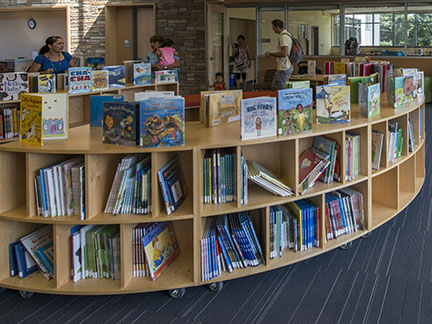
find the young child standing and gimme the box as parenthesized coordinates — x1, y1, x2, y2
(156, 38, 179, 68)
(208, 72, 226, 91)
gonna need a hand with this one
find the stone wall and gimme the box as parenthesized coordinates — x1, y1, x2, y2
(0, 0, 206, 94)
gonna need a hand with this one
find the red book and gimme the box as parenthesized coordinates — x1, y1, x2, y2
(299, 149, 323, 186)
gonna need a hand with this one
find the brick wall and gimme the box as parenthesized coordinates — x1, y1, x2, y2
(0, 0, 206, 94)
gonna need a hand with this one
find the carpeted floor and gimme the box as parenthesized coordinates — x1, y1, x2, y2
(0, 106, 430, 324)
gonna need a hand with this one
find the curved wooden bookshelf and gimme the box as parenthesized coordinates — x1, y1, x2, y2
(0, 94, 425, 295)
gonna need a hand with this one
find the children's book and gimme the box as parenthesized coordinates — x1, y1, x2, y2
(371, 130, 384, 170)
(334, 62, 346, 74)
(38, 74, 56, 93)
(285, 80, 310, 89)
(35, 242, 54, 276)
(14, 58, 33, 72)
(92, 70, 109, 91)
(124, 60, 142, 83)
(102, 101, 139, 146)
(155, 70, 176, 83)
(324, 74, 346, 86)
(133, 62, 152, 85)
(101, 65, 126, 88)
(348, 75, 374, 103)
(13, 241, 38, 279)
(277, 88, 313, 135)
(414, 71, 424, 100)
(86, 57, 105, 69)
(359, 82, 381, 119)
(68, 67, 92, 94)
(0, 72, 28, 100)
(240, 96, 277, 140)
(316, 85, 350, 124)
(307, 60, 316, 75)
(387, 75, 415, 109)
(206, 90, 242, 127)
(142, 221, 180, 281)
(90, 94, 124, 127)
(158, 155, 187, 214)
(139, 97, 185, 147)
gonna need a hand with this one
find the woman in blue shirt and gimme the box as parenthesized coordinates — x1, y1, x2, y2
(29, 36, 76, 73)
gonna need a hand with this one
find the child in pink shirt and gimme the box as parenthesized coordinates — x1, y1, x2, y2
(156, 39, 179, 67)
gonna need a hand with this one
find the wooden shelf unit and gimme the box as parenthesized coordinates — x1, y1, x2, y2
(0, 94, 425, 295)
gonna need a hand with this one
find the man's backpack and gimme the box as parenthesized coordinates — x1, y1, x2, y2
(280, 31, 304, 64)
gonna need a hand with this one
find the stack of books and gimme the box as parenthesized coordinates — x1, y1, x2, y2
(345, 132, 361, 181)
(0, 104, 19, 139)
(298, 148, 331, 195)
(311, 136, 340, 184)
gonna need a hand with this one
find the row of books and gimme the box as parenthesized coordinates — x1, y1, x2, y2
(34, 156, 85, 219)
(345, 133, 361, 181)
(0, 105, 19, 139)
(201, 213, 264, 282)
(388, 121, 404, 162)
(70, 225, 120, 281)
(104, 155, 152, 215)
(9, 226, 53, 280)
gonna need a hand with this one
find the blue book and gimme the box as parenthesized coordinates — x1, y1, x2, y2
(277, 88, 313, 135)
(87, 57, 105, 69)
(133, 62, 152, 85)
(35, 242, 54, 276)
(101, 65, 126, 88)
(102, 101, 139, 146)
(139, 97, 185, 148)
(90, 95, 124, 127)
(14, 242, 38, 279)
(68, 67, 92, 94)
(9, 241, 19, 276)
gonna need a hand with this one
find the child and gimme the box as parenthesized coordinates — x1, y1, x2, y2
(156, 38, 178, 68)
(208, 72, 226, 91)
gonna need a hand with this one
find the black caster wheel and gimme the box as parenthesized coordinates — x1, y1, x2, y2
(339, 241, 353, 250)
(168, 288, 185, 299)
(19, 291, 34, 299)
(0, 287, 6, 293)
(362, 232, 372, 239)
(208, 281, 223, 292)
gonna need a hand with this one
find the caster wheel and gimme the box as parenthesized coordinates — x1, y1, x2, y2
(339, 241, 353, 250)
(362, 232, 372, 239)
(168, 288, 185, 299)
(19, 291, 34, 299)
(208, 281, 223, 292)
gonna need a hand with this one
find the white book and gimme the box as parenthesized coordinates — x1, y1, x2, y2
(46, 168, 57, 217)
(53, 165, 62, 217)
(371, 131, 384, 170)
(72, 231, 81, 282)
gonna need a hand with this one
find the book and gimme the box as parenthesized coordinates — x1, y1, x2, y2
(35, 242, 54, 276)
(134, 91, 175, 101)
(371, 130, 384, 170)
(348, 75, 375, 103)
(101, 65, 126, 88)
(358, 82, 381, 118)
(86, 57, 105, 69)
(240, 97, 277, 140)
(324, 74, 346, 86)
(387, 75, 416, 109)
(0, 72, 28, 100)
(307, 60, 316, 75)
(206, 90, 242, 127)
(9, 241, 19, 276)
(37, 74, 56, 93)
(124, 60, 142, 83)
(14, 57, 33, 72)
(246, 160, 293, 196)
(68, 67, 92, 94)
(142, 222, 180, 281)
(133, 62, 152, 85)
(102, 101, 139, 146)
(139, 97, 185, 148)
(277, 88, 313, 135)
(91, 70, 109, 91)
(155, 70, 176, 83)
(90, 94, 124, 127)
(13, 242, 38, 279)
(285, 80, 310, 89)
(316, 85, 350, 124)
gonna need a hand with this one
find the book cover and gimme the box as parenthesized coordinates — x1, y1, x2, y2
(68, 67, 92, 94)
(41, 93, 68, 140)
(277, 88, 313, 135)
(316, 85, 350, 124)
(139, 97, 185, 147)
(334, 62, 346, 74)
(142, 222, 180, 281)
(207, 90, 242, 127)
(90, 94, 124, 127)
(240, 97, 276, 140)
(9, 241, 19, 276)
(158, 155, 187, 214)
(285, 80, 310, 89)
(299, 148, 324, 185)
(19, 93, 43, 145)
(14, 58, 33, 72)
(101, 65, 126, 88)
(388, 76, 416, 109)
(87, 57, 105, 69)
(14, 242, 38, 279)
(38, 74, 56, 93)
(0, 72, 28, 100)
(324, 74, 346, 86)
(133, 62, 152, 86)
(155, 70, 176, 83)
(35, 242, 54, 276)
(359, 82, 381, 119)
(307, 60, 316, 75)
(92, 70, 109, 91)
(348, 75, 374, 103)
(371, 131, 384, 170)
(134, 91, 175, 101)
(103, 101, 139, 146)
(414, 71, 424, 100)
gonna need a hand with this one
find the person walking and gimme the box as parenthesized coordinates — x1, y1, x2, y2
(232, 35, 250, 91)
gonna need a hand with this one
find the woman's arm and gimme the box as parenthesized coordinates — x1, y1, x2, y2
(69, 57, 77, 68)
(28, 61, 42, 73)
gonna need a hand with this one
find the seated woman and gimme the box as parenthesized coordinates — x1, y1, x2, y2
(29, 36, 76, 74)
(144, 35, 180, 81)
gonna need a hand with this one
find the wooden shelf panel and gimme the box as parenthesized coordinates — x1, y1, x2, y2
(371, 202, 399, 230)
(0, 272, 57, 294)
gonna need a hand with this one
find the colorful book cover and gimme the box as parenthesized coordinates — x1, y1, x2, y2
(348, 75, 374, 103)
(0, 72, 28, 100)
(19, 93, 43, 145)
(41, 93, 68, 140)
(277, 88, 313, 135)
(387, 76, 416, 109)
(35, 242, 54, 276)
(68, 67, 92, 94)
(316, 85, 350, 124)
(38, 74, 56, 93)
(103, 101, 139, 146)
(155, 70, 176, 83)
(142, 221, 180, 281)
(240, 96, 277, 140)
(139, 97, 185, 147)
(334, 62, 346, 74)
(359, 82, 380, 118)
(101, 65, 126, 88)
(13, 242, 38, 279)
(133, 62, 152, 85)
(87, 57, 105, 69)
(324, 74, 346, 86)
(92, 70, 109, 91)
(414, 71, 424, 100)
(207, 90, 242, 127)
(285, 80, 310, 89)
(90, 94, 124, 127)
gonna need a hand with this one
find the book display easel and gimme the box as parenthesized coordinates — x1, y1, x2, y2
(0, 93, 425, 297)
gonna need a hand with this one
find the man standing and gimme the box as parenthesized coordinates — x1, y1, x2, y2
(265, 19, 293, 90)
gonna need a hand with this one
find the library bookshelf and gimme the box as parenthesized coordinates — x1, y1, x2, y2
(0, 94, 424, 296)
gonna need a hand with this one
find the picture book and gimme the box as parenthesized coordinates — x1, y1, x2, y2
(334, 62, 346, 74)
(371, 130, 384, 170)
(142, 221, 180, 281)
(206, 90, 242, 127)
(285, 80, 310, 89)
(92, 70, 109, 91)
(20, 93, 43, 145)
(133, 62, 152, 85)
(14, 57, 33, 72)
(35, 242, 54, 276)
(102, 101, 139, 146)
(0, 72, 28, 100)
(155, 70, 176, 83)
(158, 155, 187, 214)
(139, 97, 185, 147)
(90, 94, 124, 127)
(316, 85, 350, 124)
(240, 96, 277, 140)
(324, 74, 346, 86)
(307, 60, 316, 75)
(387, 76, 415, 109)
(124, 60, 142, 83)
(414, 71, 424, 100)
(41, 93, 68, 140)
(13, 241, 38, 279)
(277, 88, 313, 135)
(348, 75, 375, 103)
(68, 67, 92, 94)
(101, 65, 126, 88)
(38, 74, 56, 93)
(86, 57, 105, 69)
(359, 82, 381, 118)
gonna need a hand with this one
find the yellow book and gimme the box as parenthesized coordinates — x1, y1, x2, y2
(207, 90, 242, 128)
(333, 62, 346, 75)
(288, 202, 303, 251)
(19, 93, 43, 145)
